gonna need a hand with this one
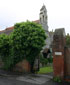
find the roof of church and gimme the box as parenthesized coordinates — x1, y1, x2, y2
(0, 20, 40, 35)
(0, 28, 13, 35)
(6, 26, 14, 30)
(33, 20, 39, 23)
(0, 26, 14, 35)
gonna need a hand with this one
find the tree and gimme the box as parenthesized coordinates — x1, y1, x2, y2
(11, 21, 46, 72)
(0, 34, 12, 69)
(66, 33, 70, 46)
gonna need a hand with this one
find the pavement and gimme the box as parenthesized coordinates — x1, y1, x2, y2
(0, 69, 69, 85)
(16, 74, 53, 84)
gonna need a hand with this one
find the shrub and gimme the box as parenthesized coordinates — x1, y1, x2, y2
(53, 77, 62, 82)
(0, 21, 47, 72)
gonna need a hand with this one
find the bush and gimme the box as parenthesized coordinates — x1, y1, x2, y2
(0, 34, 12, 70)
(0, 21, 47, 71)
(40, 53, 49, 66)
(48, 56, 53, 63)
(53, 77, 62, 82)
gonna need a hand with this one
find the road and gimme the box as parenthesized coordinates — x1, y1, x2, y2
(0, 74, 69, 85)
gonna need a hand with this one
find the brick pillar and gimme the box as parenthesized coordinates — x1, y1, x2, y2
(52, 28, 66, 79)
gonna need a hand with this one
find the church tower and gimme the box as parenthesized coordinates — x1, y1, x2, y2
(39, 5, 51, 49)
(39, 5, 48, 32)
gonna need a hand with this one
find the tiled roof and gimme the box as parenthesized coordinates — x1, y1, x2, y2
(0, 20, 40, 35)
(6, 26, 14, 30)
(0, 29, 13, 35)
(33, 20, 40, 24)
(0, 26, 14, 35)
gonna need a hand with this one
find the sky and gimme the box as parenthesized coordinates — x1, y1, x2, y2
(0, 0, 70, 34)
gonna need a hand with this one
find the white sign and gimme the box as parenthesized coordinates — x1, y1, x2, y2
(55, 52, 62, 55)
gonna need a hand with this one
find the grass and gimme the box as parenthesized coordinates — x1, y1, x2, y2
(37, 66, 53, 74)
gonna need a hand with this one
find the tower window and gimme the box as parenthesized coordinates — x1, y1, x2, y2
(40, 18, 41, 21)
(40, 12, 43, 14)
(40, 18, 41, 20)
(43, 15, 44, 22)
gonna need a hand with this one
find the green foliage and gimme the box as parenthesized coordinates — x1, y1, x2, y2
(0, 34, 9, 57)
(11, 21, 46, 66)
(38, 66, 53, 74)
(0, 34, 12, 70)
(66, 33, 70, 46)
(53, 77, 62, 83)
(48, 56, 53, 63)
(40, 54, 48, 65)
(0, 21, 46, 71)
(40, 53, 53, 66)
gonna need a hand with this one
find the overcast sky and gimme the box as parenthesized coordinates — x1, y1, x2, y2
(0, 0, 70, 34)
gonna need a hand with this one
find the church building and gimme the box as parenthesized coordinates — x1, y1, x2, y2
(0, 5, 53, 55)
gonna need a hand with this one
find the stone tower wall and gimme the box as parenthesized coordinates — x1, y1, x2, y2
(39, 5, 51, 49)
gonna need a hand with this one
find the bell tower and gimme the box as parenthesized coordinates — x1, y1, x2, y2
(39, 5, 51, 49)
(39, 4, 48, 32)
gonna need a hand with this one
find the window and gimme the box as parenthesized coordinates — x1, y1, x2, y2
(40, 18, 41, 22)
(43, 15, 44, 22)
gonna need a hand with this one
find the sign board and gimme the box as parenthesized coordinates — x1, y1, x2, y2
(55, 52, 62, 55)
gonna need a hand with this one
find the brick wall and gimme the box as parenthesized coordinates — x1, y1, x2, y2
(53, 56, 64, 78)
(14, 59, 31, 73)
(52, 28, 66, 79)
